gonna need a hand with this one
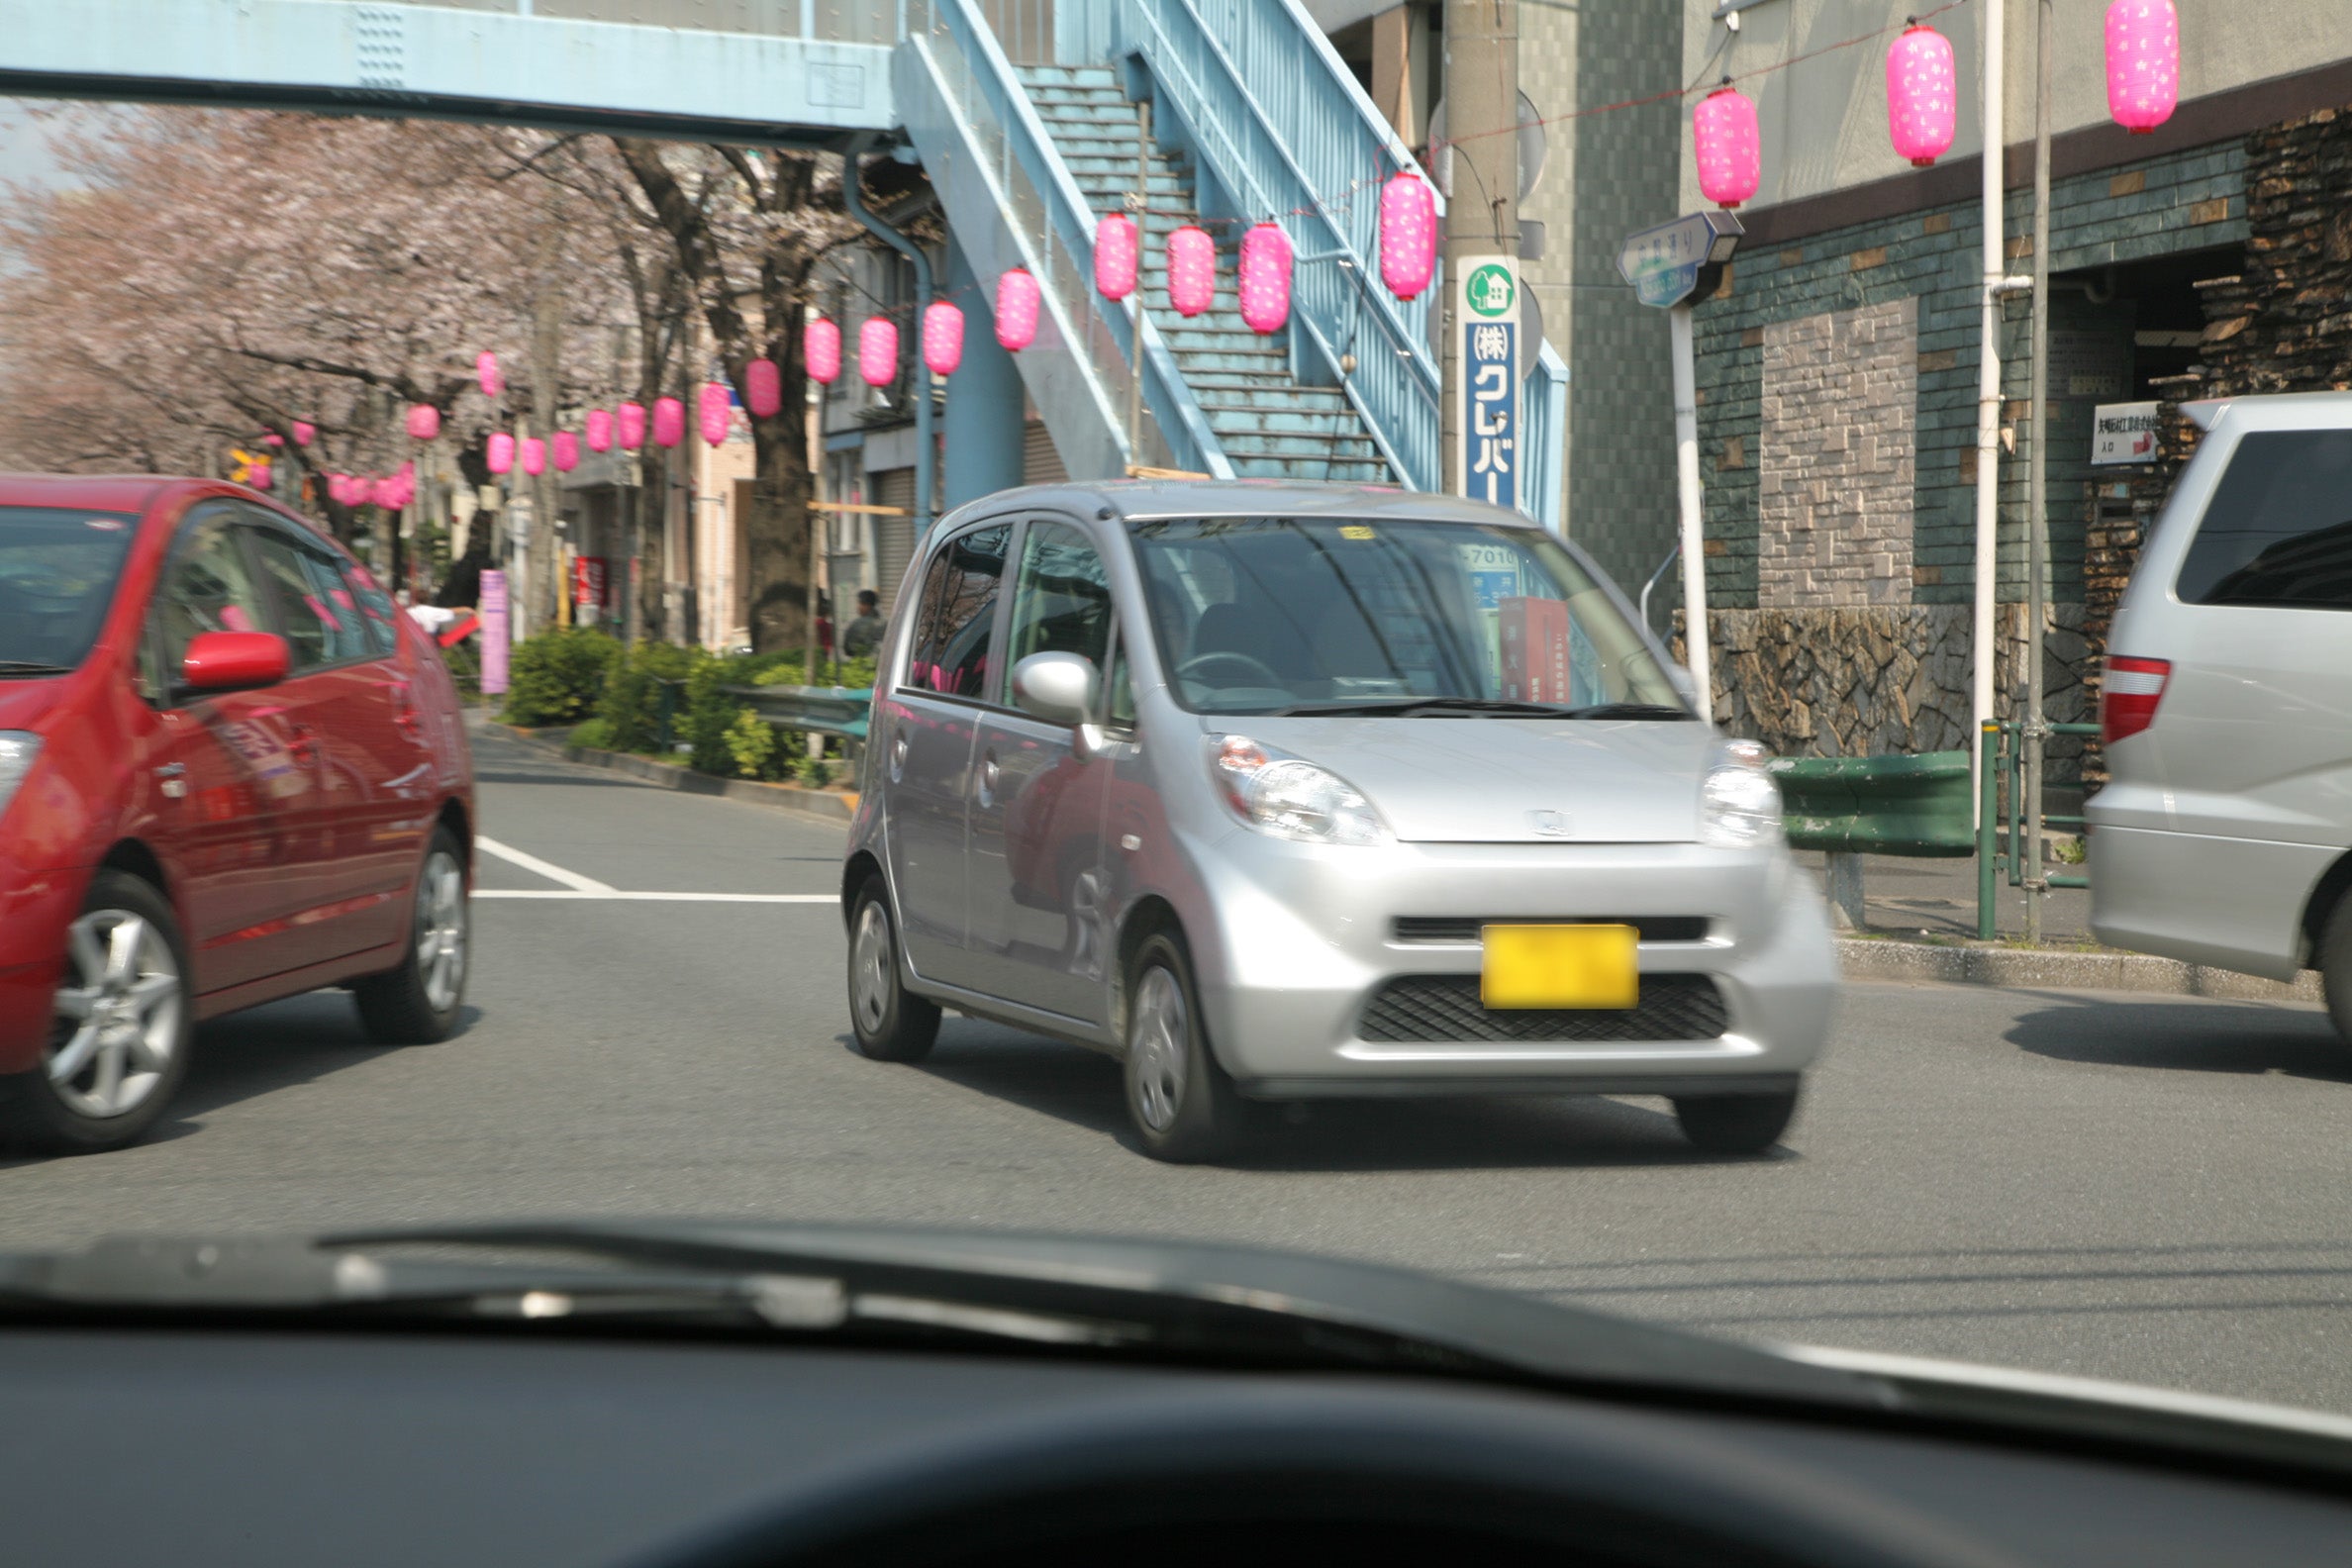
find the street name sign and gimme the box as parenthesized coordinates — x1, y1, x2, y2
(1617, 211, 1744, 309)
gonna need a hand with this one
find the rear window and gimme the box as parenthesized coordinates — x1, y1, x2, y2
(2175, 429, 2352, 609)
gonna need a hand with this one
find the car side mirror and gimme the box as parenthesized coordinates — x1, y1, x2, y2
(181, 631, 289, 693)
(1011, 651, 1101, 728)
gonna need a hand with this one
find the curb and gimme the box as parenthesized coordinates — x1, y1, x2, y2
(1837, 936, 2324, 1004)
(485, 721, 857, 825)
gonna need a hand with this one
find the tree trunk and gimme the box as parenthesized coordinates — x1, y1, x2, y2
(742, 419, 814, 653)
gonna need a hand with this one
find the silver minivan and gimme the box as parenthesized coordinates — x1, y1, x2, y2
(840, 482, 1837, 1161)
(2089, 393, 2352, 1038)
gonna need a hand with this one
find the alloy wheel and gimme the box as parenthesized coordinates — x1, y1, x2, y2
(416, 848, 468, 1013)
(1128, 965, 1189, 1131)
(48, 910, 182, 1120)
(852, 899, 894, 1034)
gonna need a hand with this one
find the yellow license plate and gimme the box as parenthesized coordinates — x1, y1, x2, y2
(1480, 924, 1639, 1011)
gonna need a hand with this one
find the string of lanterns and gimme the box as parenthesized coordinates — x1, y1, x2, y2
(1695, 0, 2179, 206)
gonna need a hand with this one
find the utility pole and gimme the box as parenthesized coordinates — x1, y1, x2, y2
(1972, 0, 2008, 819)
(1440, 0, 1519, 499)
(2024, 0, 2055, 944)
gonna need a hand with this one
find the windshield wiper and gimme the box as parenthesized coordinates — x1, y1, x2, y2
(0, 660, 71, 678)
(1270, 697, 1574, 718)
(1556, 703, 1694, 721)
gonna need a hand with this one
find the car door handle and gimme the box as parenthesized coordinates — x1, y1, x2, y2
(153, 761, 188, 799)
(889, 735, 908, 783)
(976, 751, 1001, 807)
(153, 763, 186, 779)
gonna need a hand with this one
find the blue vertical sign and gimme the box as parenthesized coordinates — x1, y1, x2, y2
(1467, 320, 1518, 509)
(1454, 254, 1520, 511)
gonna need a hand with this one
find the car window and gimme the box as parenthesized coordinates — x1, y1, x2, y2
(1005, 520, 1115, 678)
(150, 511, 272, 685)
(0, 507, 139, 674)
(1130, 517, 1681, 716)
(343, 561, 402, 656)
(903, 522, 1010, 700)
(251, 526, 373, 669)
(2176, 429, 2352, 609)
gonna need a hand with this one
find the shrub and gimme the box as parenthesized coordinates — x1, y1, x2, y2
(600, 639, 700, 752)
(568, 717, 615, 751)
(723, 708, 790, 781)
(501, 626, 620, 727)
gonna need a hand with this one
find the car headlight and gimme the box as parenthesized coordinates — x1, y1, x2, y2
(0, 733, 42, 822)
(1699, 759, 1782, 848)
(1208, 735, 1390, 846)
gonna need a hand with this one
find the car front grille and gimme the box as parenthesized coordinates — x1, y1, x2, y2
(1358, 973, 1730, 1043)
(1390, 916, 1712, 944)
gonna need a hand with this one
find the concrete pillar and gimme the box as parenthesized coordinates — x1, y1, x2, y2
(941, 241, 1025, 513)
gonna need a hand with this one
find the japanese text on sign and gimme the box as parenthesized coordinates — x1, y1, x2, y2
(1467, 320, 1517, 510)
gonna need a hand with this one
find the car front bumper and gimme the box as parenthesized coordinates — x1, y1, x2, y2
(1179, 836, 1838, 1095)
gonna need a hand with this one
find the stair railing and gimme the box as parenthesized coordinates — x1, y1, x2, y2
(901, 0, 1232, 480)
(1116, 0, 1442, 491)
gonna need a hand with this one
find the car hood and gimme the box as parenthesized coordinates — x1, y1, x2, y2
(1233, 717, 1716, 842)
(0, 678, 68, 734)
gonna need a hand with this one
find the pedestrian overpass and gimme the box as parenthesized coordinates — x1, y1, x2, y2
(2, 0, 1563, 523)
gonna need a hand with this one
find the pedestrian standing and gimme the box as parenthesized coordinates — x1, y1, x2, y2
(841, 588, 886, 659)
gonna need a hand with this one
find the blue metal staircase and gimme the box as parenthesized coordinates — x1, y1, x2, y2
(1017, 63, 1389, 482)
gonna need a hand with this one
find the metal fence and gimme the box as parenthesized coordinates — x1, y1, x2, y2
(1977, 720, 2095, 938)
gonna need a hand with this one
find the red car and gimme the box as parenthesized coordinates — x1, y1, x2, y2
(0, 477, 474, 1153)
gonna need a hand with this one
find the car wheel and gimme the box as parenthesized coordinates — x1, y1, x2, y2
(847, 878, 940, 1063)
(0, 870, 193, 1154)
(2319, 896, 2352, 1046)
(1123, 930, 1248, 1164)
(353, 827, 469, 1044)
(1672, 1088, 1800, 1156)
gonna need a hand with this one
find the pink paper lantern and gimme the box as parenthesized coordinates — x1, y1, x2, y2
(291, 420, 315, 447)
(995, 268, 1041, 351)
(476, 350, 503, 399)
(520, 437, 546, 477)
(487, 432, 515, 475)
(1378, 171, 1438, 301)
(1886, 25, 1958, 168)
(552, 431, 580, 473)
(1166, 226, 1216, 318)
(922, 301, 965, 377)
(1238, 222, 1294, 335)
(1095, 212, 1139, 302)
(651, 396, 685, 448)
(586, 408, 614, 451)
(804, 317, 842, 385)
(406, 402, 441, 441)
(261, 432, 284, 448)
(699, 381, 733, 444)
(2106, 0, 2179, 135)
(1693, 86, 1761, 209)
(618, 401, 647, 450)
(745, 357, 783, 419)
(248, 458, 272, 490)
(858, 318, 900, 388)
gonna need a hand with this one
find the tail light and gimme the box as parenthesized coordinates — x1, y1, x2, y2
(2101, 656, 2171, 745)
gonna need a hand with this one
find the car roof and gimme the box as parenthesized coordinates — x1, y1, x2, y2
(0, 473, 187, 516)
(2184, 390, 2352, 434)
(936, 479, 1544, 533)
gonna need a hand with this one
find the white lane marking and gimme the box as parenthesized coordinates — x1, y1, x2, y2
(474, 834, 617, 894)
(475, 890, 834, 904)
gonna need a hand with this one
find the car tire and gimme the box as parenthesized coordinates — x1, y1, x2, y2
(353, 827, 470, 1044)
(1123, 930, 1249, 1164)
(1672, 1088, 1800, 1156)
(847, 878, 940, 1063)
(0, 869, 193, 1155)
(2319, 897, 2352, 1047)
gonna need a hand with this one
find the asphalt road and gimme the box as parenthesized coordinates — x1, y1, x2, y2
(7, 723, 2350, 1416)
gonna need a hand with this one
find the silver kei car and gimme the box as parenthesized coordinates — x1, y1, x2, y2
(840, 481, 1837, 1162)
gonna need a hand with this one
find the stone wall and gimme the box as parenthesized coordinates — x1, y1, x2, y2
(1675, 604, 2093, 777)
(1757, 297, 1917, 608)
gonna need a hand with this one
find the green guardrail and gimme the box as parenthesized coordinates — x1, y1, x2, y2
(724, 683, 874, 743)
(1978, 719, 2097, 938)
(1768, 749, 1975, 858)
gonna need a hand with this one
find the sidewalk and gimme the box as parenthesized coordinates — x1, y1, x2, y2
(1791, 849, 2090, 944)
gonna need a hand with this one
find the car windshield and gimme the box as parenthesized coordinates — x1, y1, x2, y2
(0, 508, 138, 673)
(1131, 517, 1685, 716)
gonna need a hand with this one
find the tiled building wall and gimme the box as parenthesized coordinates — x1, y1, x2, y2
(1757, 296, 1917, 608)
(1684, 135, 2250, 758)
(1565, 0, 1683, 593)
